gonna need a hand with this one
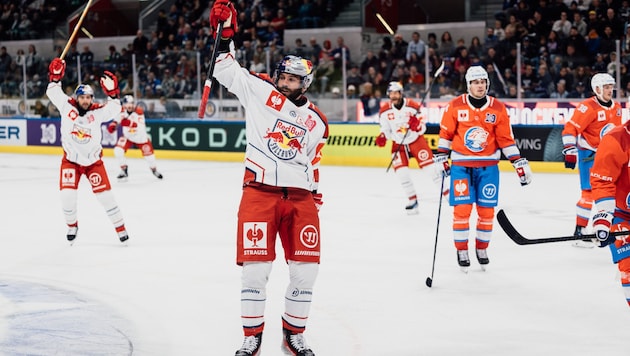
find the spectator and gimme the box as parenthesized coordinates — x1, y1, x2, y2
(0, 46, 11, 81)
(568, 80, 588, 98)
(597, 25, 617, 55)
(132, 29, 149, 57)
(437, 31, 455, 58)
(347, 84, 358, 98)
(104, 45, 122, 70)
(550, 79, 569, 98)
(392, 33, 408, 62)
(494, 19, 506, 41)
(331, 36, 351, 68)
(80, 45, 94, 68)
(526, 10, 550, 42)
(25, 44, 42, 77)
(270, 8, 287, 38)
(346, 64, 364, 89)
(552, 11, 572, 39)
(427, 32, 438, 51)
(359, 82, 380, 120)
(468, 36, 484, 59)
(360, 50, 379, 76)
(572, 11, 588, 37)
(293, 38, 307, 58)
(33, 99, 49, 117)
(406, 31, 425, 62)
(308, 37, 322, 65)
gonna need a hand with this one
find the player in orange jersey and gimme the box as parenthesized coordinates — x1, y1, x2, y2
(107, 95, 163, 180)
(562, 73, 622, 248)
(590, 120, 630, 307)
(435, 66, 532, 271)
(376, 81, 449, 214)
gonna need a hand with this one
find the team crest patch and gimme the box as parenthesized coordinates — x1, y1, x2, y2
(263, 119, 306, 160)
(71, 124, 92, 144)
(266, 90, 286, 111)
(484, 113, 496, 123)
(457, 110, 469, 121)
(453, 178, 470, 198)
(61, 168, 76, 187)
(463, 126, 489, 153)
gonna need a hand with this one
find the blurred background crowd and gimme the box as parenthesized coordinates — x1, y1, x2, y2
(2, 0, 630, 118)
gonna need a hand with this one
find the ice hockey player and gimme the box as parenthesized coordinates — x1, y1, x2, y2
(376, 81, 449, 214)
(436, 65, 532, 271)
(107, 94, 163, 180)
(210, 1, 328, 355)
(562, 73, 622, 248)
(46, 57, 129, 244)
(590, 119, 630, 308)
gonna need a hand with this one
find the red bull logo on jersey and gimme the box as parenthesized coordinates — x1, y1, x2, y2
(263, 120, 306, 159)
(266, 90, 286, 111)
(71, 124, 92, 144)
(463, 126, 489, 153)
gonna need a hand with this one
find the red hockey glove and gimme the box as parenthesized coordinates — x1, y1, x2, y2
(100, 70, 119, 98)
(512, 158, 532, 186)
(375, 132, 387, 147)
(562, 146, 577, 169)
(312, 192, 323, 211)
(48, 58, 66, 82)
(107, 121, 118, 134)
(408, 115, 422, 132)
(210, 0, 238, 39)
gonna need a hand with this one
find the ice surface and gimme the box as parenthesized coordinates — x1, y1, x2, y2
(0, 153, 626, 355)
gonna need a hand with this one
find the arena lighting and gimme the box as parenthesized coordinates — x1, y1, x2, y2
(375, 12, 394, 35)
(81, 27, 94, 39)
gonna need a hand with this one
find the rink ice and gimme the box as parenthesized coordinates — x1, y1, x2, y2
(0, 153, 626, 356)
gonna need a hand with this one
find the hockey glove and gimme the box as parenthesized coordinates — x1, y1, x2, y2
(375, 133, 387, 147)
(100, 70, 119, 98)
(210, 0, 238, 39)
(107, 121, 118, 134)
(593, 211, 616, 247)
(312, 192, 323, 211)
(408, 115, 422, 132)
(512, 158, 532, 186)
(48, 58, 66, 82)
(562, 146, 577, 169)
(433, 153, 451, 177)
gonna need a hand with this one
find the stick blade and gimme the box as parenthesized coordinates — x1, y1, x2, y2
(496, 209, 530, 245)
(425, 277, 433, 288)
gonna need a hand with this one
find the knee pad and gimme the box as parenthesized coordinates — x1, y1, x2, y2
(242, 262, 272, 288)
(288, 261, 318, 289)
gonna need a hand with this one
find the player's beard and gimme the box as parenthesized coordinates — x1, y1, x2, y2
(278, 85, 303, 102)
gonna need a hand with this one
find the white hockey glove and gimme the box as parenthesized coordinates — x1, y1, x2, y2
(512, 158, 532, 186)
(593, 211, 615, 247)
(433, 153, 450, 177)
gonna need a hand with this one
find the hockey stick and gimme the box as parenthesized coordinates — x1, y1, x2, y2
(386, 61, 445, 173)
(197, 21, 224, 118)
(60, 0, 94, 60)
(426, 173, 446, 288)
(496, 209, 629, 245)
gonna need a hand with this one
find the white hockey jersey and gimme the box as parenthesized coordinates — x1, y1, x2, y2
(113, 107, 149, 144)
(213, 45, 328, 191)
(46, 82, 122, 166)
(378, 98, 426, 145)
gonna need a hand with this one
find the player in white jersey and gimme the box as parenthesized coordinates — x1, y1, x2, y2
(376, 81, 449, 214)
(107, 95, 163, 180)
(210, 1, 327, 355)
(46, 58, 129, 244)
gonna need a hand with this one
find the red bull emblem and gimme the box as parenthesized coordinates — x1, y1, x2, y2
(263, 120, 306, 160)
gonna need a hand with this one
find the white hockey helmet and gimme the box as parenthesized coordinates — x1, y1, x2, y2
(465, 65, 489, 96)
(386, 81, 404, 95)
(590, 73, 615, 99)
(74, 84, 94, 98)
(122, 94, 134, 105)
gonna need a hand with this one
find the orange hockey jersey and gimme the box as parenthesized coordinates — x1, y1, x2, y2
(590, 121, 630, 217)
(561, 96, 622, 151)
(438, 94, 521, 167)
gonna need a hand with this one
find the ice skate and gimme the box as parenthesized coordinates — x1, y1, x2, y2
(457, 250, 470, 273)
(476, 249, 489, 271)
(405, 200, 419, 215)
(67, 225, 78, 245)
(282, 328, 315, 356)
(571, 225, 594, 249)
(117, 165, 128, 180)
(235, 333, 262, 356)
(151, 168, 163, 179)
(118, 230, 129, 245)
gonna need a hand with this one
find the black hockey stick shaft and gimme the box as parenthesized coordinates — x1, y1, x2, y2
(496, 209, 629, 245)
(426, 174, 446, 288)
(198, 21, 224, 118)
(386, 61, 445, 173)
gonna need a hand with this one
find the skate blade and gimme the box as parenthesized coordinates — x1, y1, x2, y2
(480, 265, 487, 272)
(406, 208, 419, 215)
(459, 266, 469, 273)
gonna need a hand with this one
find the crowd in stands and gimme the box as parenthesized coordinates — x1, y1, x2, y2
(3, 0, 630, 117)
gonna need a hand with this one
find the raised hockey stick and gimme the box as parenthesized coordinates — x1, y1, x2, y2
(496, 209, 629, 245)
(386, 60, 445, 173)
(197, 21, 224, 118)
(426, 174, 446, 288)
(60, 0, 94, 60)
